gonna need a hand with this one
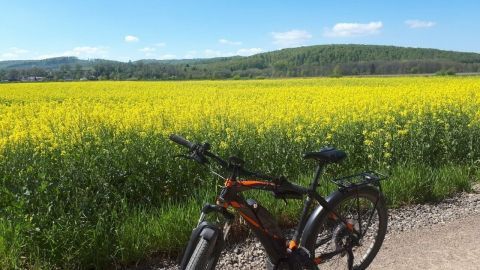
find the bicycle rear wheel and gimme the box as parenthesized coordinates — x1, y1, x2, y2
(308, 186, 387, 270)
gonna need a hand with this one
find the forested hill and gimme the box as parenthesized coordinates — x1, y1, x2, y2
(252, 44, 480, 64)
(2, 44, 480, 81)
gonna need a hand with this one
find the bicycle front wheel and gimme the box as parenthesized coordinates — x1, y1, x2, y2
(185, 236, 216, 270)
(308, 186, 388, 270)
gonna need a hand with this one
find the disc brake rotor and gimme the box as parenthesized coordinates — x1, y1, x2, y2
(332, 219, 360, 252)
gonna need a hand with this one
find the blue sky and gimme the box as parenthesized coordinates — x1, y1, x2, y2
(1, 0, 479, 61)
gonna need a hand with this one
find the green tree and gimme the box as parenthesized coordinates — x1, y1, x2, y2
(331, 64, 343, 77)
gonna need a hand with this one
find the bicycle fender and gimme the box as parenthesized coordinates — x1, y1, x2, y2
(300, 190, 342, 251)
(180, 221, 222, 269)
(200, 227, 218, 241)
(300, 185, 380, 252)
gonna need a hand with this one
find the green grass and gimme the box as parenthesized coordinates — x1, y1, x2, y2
(0, 220, 25, 270)
(1, 124, 479, 268)
(384, 165, 472, 205)
(116, 201, 199, 263)
(0, 160, 475, 269)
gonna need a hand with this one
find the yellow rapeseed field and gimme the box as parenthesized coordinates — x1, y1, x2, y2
(0, 77, 479, 166)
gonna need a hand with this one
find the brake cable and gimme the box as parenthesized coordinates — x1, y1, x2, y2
(209, 167, 226, 180)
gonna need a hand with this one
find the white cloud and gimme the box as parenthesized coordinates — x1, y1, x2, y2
(219, 38, 242, 45)
(139, 47, 156, 53)
(324, 21, 383, 37)
(184, 50, 198, 59)
(36, 46, 108, 59)
(236, 48, 264, 56)
(271, 30, 312, 48)
(203, 49, 234, 58)
(139, 47, 156, 57)
(405, 20, 436, 29)
(68, 46, 107, 56)
(158, 54, 177, 60)
(0, 47, 29, 60)
(35, 53, 62, 60)
(0, 53, 16, 60)
(10, 47, 29, 55)
(139, 44, 166, 57)
(201, 48, 264, 58)
(124, 35, 139, 42)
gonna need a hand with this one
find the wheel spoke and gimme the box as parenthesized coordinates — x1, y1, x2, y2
(313, 191, 386, 270)
(356, 193, 363, 235)
(360, 197, 379, 239)
(316, 234, 333, 247)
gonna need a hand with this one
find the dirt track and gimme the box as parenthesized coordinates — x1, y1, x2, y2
(371, 214, 480, 270)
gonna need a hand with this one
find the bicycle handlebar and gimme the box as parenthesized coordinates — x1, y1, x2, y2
(204, 151, 228, 168)
(169, 134, 195, 149)
(169, 133, 283, 182)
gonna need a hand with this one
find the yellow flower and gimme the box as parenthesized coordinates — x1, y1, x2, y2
(219, 141, 229, 150)
(364, 140, 374, 146)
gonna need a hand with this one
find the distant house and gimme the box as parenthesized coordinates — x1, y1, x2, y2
(21, 76, 45, 82)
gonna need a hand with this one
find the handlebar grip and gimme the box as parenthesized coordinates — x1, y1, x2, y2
(169, 134, 194, 149)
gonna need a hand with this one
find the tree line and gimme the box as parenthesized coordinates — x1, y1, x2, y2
(2, 45, 480, 81)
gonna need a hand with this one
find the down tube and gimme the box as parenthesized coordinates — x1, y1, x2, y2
(233, 197, 287, 263)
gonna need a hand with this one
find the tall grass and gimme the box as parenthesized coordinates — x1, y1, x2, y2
(384, 165, 472, 205)
(0, 220, 25, 269)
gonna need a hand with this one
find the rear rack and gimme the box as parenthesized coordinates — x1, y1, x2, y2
(331, 171, 388, 190)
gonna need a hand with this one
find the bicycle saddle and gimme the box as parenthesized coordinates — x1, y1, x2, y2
(303, 147, 347, 164)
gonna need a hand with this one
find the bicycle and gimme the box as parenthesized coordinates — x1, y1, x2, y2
(170, 134, 388, 270)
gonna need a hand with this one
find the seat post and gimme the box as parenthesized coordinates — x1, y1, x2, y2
(310, 162, 325, 191)
(291, 162, 326, 244)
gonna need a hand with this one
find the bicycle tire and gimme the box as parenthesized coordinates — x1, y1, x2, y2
(185, 237, 213, 270)
(304, 186, 387, 270)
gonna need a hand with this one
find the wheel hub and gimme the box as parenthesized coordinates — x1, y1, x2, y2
(332, 219, 360, 251)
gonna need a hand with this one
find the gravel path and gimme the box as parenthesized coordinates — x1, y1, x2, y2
(151, 183, 480, 270)
(371, 183, 480, 269)
(370, 214, 480, 270)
